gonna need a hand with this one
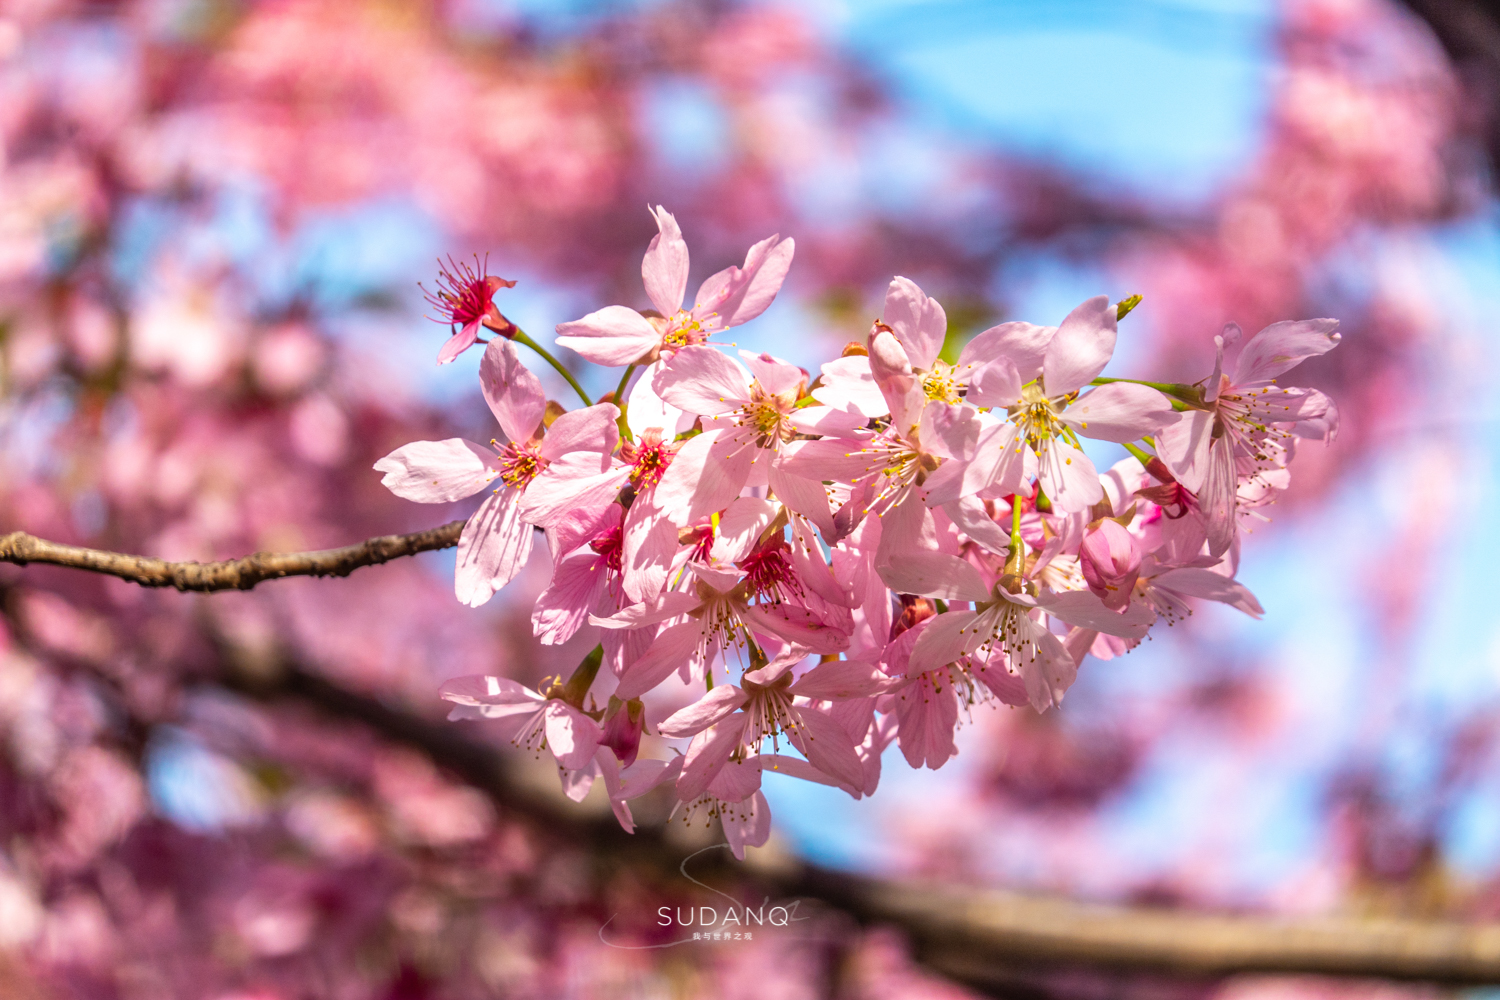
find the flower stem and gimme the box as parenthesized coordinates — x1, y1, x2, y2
(1122, 441, 1153, 464)
(1090, 376, 1207, 409)
(1007, 494, 1024, 574)
(612, 364, 636, 442)
(513, 329, 593, 407)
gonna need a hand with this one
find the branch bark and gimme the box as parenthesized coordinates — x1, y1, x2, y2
(0, 521, 465, 592)
(228, 664, 1500, 990)
(13, 528, 1500, 987)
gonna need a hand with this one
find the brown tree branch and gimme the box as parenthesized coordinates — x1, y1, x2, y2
(12, 529, 1500, 987)
(0, 522, 465, 592)
(228, 663, 1500, 990)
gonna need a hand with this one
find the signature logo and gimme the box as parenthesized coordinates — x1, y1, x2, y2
(598, 844, 809, 949)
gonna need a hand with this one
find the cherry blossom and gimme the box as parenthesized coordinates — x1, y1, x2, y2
(554, 205, 794, 367)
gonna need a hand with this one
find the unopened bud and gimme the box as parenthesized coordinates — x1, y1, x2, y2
(1079, 520, 1141, 612)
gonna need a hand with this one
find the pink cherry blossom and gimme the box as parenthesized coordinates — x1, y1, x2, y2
(376, 340, 618, 606)
(930, 297, 1178, 512)
(592, 562, 850, 700)
(1156, 318, 1341, 555)
(554, 205, 794, 367)
(439, 675, 603, 772)
(422, 256, 517, 365)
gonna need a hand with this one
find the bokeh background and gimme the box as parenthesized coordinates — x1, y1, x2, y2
(2, 0, 1499, 996)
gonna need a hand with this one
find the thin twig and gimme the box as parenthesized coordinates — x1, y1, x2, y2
(0, 521, 466, 592)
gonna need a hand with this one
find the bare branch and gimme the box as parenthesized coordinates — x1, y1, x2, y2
(224, 662, 1500, 989)
(0, 522, 465, 592)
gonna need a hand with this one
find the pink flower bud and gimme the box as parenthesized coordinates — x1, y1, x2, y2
(1079, 519, 1141, 612)
(601, 698, 646, 768)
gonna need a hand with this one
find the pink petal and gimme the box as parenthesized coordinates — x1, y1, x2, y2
(658, 686, 750, 738)
(544, 701, 604, 771)
(1042, 295, 1117, 396)
(615, 620, 706, 700)
(652, 427, 755, 525)
(789, 517, 856, 608)
(877, 551, 990, 603)
(1036, 439, 1102, 513)
(769, 465, 836, 543)
(892, 670, 959, 770)
(741, 647, 807, 687)
(455, 487, 535, 607)
(920, 417, 1012, 507)
(539, 403, 619, 464)
(1154, 409, 1213, 493)
(1017, 620, 1077, 711)
(590, 590, 700, 629)
(706, 754, 765, 804)
(691, 234, 794, 331)
(439, 674, 544, 716)
(1059, 382, 1179, 443)
(545, 501, 621, 564)
(961, 320, 1054, 383)
(907, 610, 980, 676)
(1200, 435, 1238, 557)
(867, 327, 917, 427)
(739, 349, 804, 397)
(918, 400, 979, 461)
(1232, 318, 1341, 385)
(555, 306, 660, 367)
(518, 460, 629, 529)
(673, 715, 748, 801)
(742, 604, 849, 655)
(1039, 588, 1153, 638)
(788, 403, 867, 437)
(963, 356, 1023, 409)
(708, 496, 777, 563)
(641, 205, 689, 316)
(375, 438, 495, 502)
(789, 659, 904, 700)
(626, 360, 696, 439)
(559, 760, 598, 802)
(480, 339, 546, 444)
(813, 355, 888, 418)
(684, 560, 744, 595)
(882, 276, 947, 371)
(940, 496, 1012, 556)
(720, 790, 771, 859)
(1153, 567, 1263, 618)
(777, 437, 888, 486)
(621, 497, 679, 602)
(789, 706, 866, 794)
(437, 320, 481, 365)
(532, 547, 610, 645)
(654, 346, 749, 415)
(972, 655, 1029, 706)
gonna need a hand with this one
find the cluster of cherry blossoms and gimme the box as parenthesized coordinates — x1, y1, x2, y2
(375, 207, 1341, 857)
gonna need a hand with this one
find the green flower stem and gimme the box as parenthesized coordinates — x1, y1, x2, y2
(512, 329, 592, 407)
(1122, 441, 1154, 465)
(612, 363, 636, 441)
(1090, 376, 1206, 409)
